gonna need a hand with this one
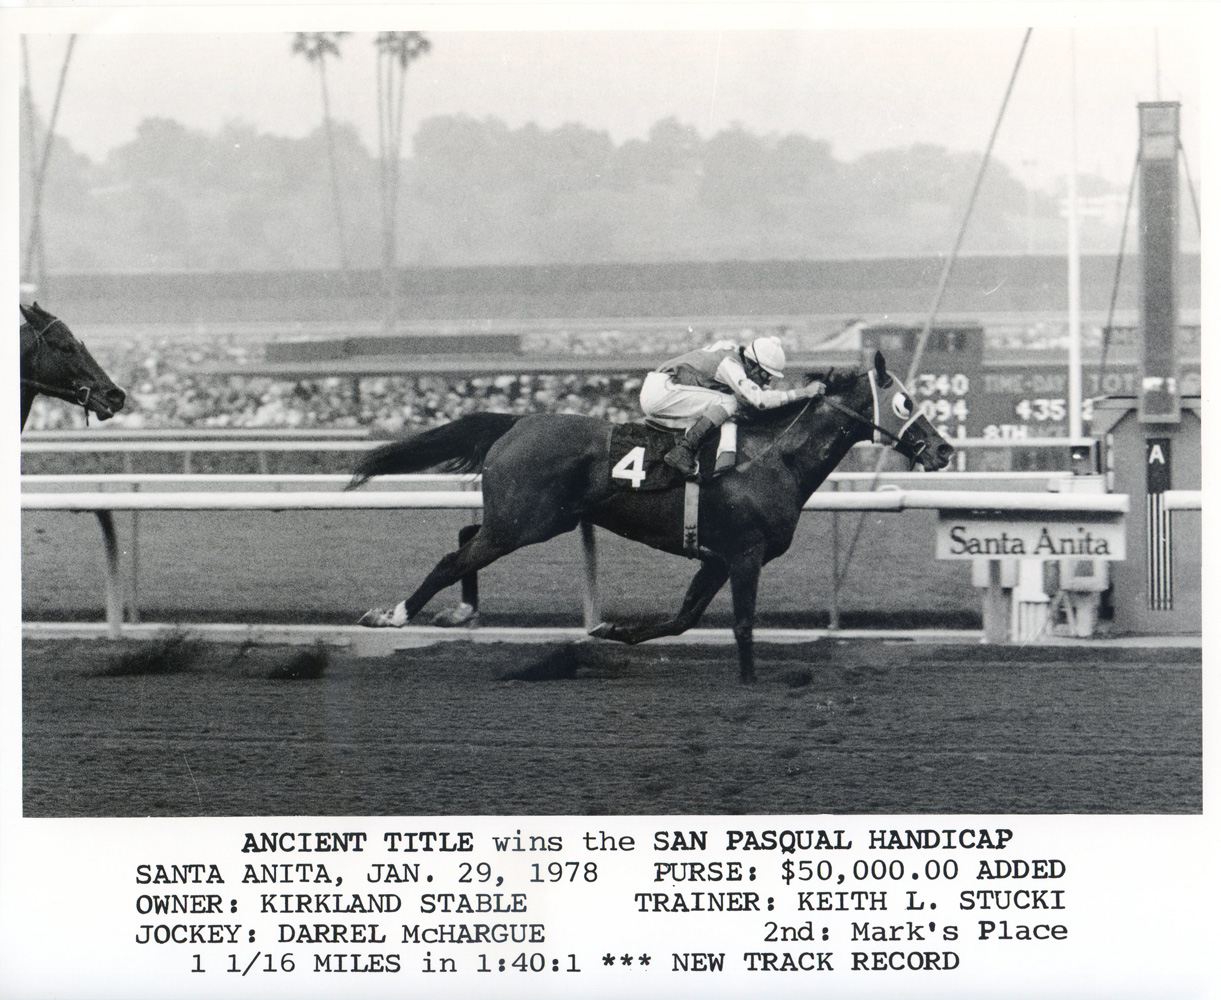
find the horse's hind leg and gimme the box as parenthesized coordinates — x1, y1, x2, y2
(359, 525, 514, 628)
(432, 522, 481, 626)
(590, 559, 729, 645)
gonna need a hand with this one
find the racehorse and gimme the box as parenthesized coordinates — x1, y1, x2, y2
(352, 351, 954, 682)
(20, 302, 126, 430)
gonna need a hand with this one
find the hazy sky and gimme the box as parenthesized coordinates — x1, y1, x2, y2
(12, 11, 1203, 191)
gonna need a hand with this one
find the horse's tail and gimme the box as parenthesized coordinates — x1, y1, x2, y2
(348, 412, 523, 488)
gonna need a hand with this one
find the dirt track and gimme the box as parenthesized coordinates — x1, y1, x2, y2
(22, 637, 1200, 817)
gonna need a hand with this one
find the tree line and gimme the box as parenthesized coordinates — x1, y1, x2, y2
(24, 101, 1132, 274)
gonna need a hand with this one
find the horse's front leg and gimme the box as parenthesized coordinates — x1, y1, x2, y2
(728, 547, 766, 684)
(590, 559, 729, 645)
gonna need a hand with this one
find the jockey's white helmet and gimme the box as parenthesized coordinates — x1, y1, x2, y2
(744, 336, 786, 378)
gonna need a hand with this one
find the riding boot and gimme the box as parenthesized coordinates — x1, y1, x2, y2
(712, 421, 738, 476)
(664, 415, 717, 477)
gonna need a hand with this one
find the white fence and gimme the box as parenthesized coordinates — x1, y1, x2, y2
(22, 470, 1082, 643)
(20, 470, 1066, 489)
(21, 434, 1098, 476)
(23, 481, 1151, 642)
(21, 428, 373, 440)
(21, 436, 1098, 453)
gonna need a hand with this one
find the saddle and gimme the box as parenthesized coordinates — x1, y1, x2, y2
(608, 422, 721, 491)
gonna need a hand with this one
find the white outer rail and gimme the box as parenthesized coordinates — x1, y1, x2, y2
(23, 487, 1132, 641)
(21, 437, 1096, 453)
(1161, 490, 1202, 511)
(22, 428, 373, 440)
(21, 435, 1097, 477)
(22, 491, 484, 511)
(19, 437, 1103, 461)
(23, 439, 376, 453)
(19, 490, 1131, 514)
(20, 470, 1066, 490)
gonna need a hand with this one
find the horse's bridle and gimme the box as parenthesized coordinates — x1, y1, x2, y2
(818, 370, 928, 460)
(21, 316, 95, 417)
(738, 369, 925, 471)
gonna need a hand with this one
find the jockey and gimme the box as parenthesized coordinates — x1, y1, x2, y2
(640, 335, 824, 477)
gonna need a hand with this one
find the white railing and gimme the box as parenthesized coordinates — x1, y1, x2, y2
(21, 473, 474, 488)
(1161, 490, 1203, 511)
(22, 486, 1133, 642)
(20, 436, 1096, 453)
(22, 491, 484, 511)
(22, 471, 1072, 640)
(21, 428, 372, 440)
(23, 439, 377, 453)
(20, 470, 1063, 490)
(23, 489, 1129, 514)
(22, 434, 1097, 476)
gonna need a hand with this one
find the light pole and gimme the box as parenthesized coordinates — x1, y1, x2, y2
(1066, 32, 1082, 442)
(1022, 158, 1037, 254)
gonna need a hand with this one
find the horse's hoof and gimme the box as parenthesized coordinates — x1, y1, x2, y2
(433, 603, 478, 628)
(589, 622, 616, 640)
(357, 603, 408, 628)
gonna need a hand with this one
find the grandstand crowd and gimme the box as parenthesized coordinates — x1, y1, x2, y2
(24, 331, 685, 432)
(25, 319, 1130, 433)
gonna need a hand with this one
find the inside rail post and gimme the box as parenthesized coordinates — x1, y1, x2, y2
(466, 477, 481, 528)
(94, 510, 124, 640)
(981, 558, 1009, 644)
(829, 482, 841, 630)
(128, 483, 141, 623)
(579, 520, 600, 631)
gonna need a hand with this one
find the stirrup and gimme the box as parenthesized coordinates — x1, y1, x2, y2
(663, 445, 697, 477)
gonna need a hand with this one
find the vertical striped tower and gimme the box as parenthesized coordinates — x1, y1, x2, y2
(1136, 103, 1181, 610)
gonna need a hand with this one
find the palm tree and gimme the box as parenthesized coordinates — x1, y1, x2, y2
(22, 34, 77, 291)
(374, 31, 431, 329)
(291, 31, 351, 271)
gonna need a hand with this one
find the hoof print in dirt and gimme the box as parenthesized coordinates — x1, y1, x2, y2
(268, 645, 331, 681)
(99, 633, 197, 677)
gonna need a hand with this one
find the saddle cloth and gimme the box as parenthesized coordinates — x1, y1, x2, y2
(608, 422, 683, 491)
(608, 422, 704, 557)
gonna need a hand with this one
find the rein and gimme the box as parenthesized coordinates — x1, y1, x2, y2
(820, 394, 904, 447)
(735, 363, 932, 477)
(820, 373, 928, 462)
(737, 374, 905, 472)
(21, 377, 93, 405)
(734, 397, 813, 472)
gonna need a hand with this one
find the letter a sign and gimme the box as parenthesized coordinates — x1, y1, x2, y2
(1146, 438, 1172, 610)
(1146, 439, 1171, 493)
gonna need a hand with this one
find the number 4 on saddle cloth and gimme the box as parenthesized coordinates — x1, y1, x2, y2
(608, 422, 722, 491)
(607, 422, 708, 555)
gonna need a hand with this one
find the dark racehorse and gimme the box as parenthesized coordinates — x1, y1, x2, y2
(20, 302, 126, 430)
(352, 352, 954, 682)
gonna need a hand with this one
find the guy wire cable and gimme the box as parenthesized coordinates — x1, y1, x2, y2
(833, 27, 1032, 595)
(1178, 139, 1201, 233)
(1097, 151, 1141, 391)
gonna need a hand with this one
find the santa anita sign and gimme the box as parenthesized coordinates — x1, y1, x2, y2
(936, 515, 1126, 560)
